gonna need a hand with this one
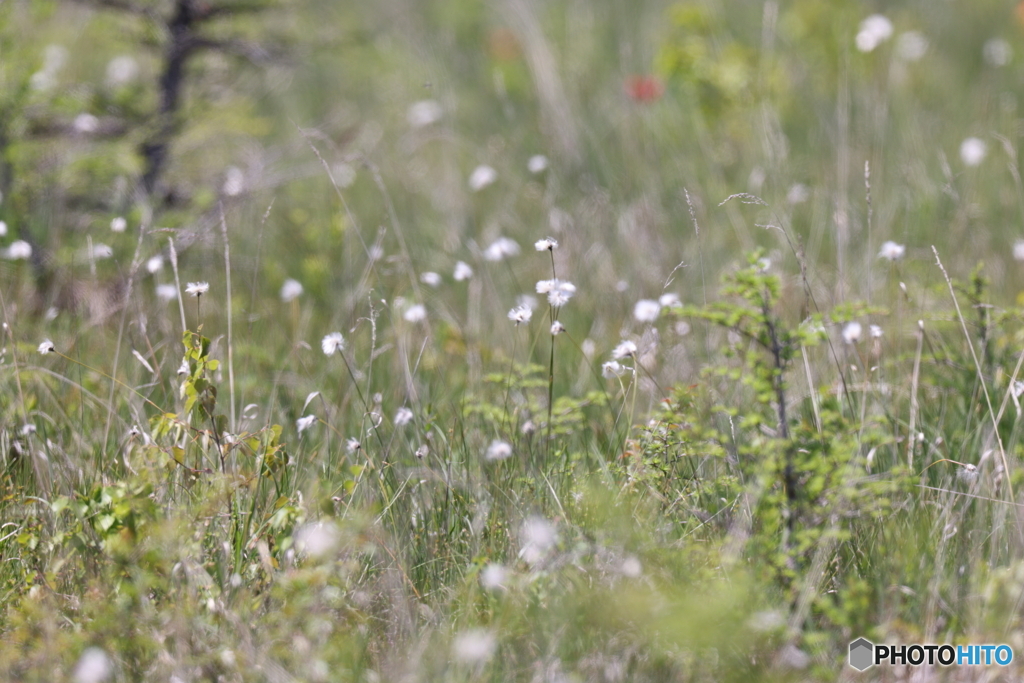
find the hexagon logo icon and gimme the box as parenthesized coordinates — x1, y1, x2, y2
(849, 638, 874, 671)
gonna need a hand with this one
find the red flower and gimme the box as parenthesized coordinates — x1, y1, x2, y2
(625, 75, 663, 103)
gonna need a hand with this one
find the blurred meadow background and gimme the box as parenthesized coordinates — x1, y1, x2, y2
(4, 0, 1024, 680)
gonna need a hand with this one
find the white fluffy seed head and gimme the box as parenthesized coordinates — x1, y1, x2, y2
(280, 278, 303, 302)
(454, 261, 474, 281)
(452, 629, 497, 665)
(612, 340, 638, 359)
(960, 137, 987, 167)
(485, 440, 513, 461)
(508, 304, 533, 325)
(403, 304, 427, 323)
(878, 241, 906, 261)
(633, 299, 661, 323)
(321, 332, 345, 356)
(185, 281, 209, 297)
(468, 165, 498, 191)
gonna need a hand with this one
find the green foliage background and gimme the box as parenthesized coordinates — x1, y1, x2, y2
(3, 0, 1024, 680)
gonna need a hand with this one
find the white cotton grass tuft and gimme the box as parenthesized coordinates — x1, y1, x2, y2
(870, 325, 883, 339)
(486, 440, 513, 461)
(527, 154, 549, 174)
(1014, 240, 1024, 262)
(602, 360, 628, 378)
(146, 255, 164, 273)
(296, 415, 316, 434)
(508, 304, 533, 325)
(321, 332, 345, 356)
(453, 261, 473, 281)
(612, 340, 638, 360)
(105, 55, 139, 87)
(346, 438, 361, 453)
(633, 299, 661, 323)
(185, 281, 209, 297)
(403, 304, 427, 323)
(550, 320, 565, 335)
(280, 278, 303, 302)
(468, 165, 498, 192)
(878, 241, 906, 261)
(38, 339, 55, 355)
(73, 647, 113, 683)
(86, 243, 113, 260)
(855, 14, 893, 53)
(787, 183, 810, 205)
(519, 516, 558, 565)
(394, 407, 414, 426)
(984, 38, 1013, 67)
(483, 237, 520, 261)
(294, 520, 340, 560)
(958, 463, 978, 483)
(5, 240, 32, 260)
(960, 137, 987, 166)
(407, 99, 443, 128)
(480, 563, 508, 590)
(74, 113, 99, 134)
(659, 293, 681, 308)
(536, 279, 576, 307)
(842, 322, 863, 344)
(452, 629, 497, 665)
(156, 284, 178, 302)
(0, 221, 6, 236)
(110, 216, 127, 233)
(619, 555, 643, 578)
(534, 237, 558, 251)
(420, 271, 442, 287)
(896, 31, 928, 62)
(223, 166, 244, 196)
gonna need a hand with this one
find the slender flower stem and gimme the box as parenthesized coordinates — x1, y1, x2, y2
(51, 351, 164, 412)
(546, 252, 557, 449)
(337, 353, 386, 455)
(502, 331, 519, 433)
(547, 322, 555, 448)
(626, 364, 639, 450)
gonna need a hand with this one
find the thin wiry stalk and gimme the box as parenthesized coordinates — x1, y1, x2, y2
(503, 330, 520, 434)
(864, 160, 873, 303)
(101, 211, 149, 463)
(932, 246, 1014, 502)
(336, 352, 386, 455)
(247, 199, 274, 336)
(995, 343, 1024, 425)
(685, 189, 710, 360)
(546, 248, 557, 449)
(908, 322, 924, 468)
(719, 192, 855, 417)
(168, 237, 187, 336)
(800, 346, 822, 435)
(219, 203, 236, 432)
(546, 326, 555, 447)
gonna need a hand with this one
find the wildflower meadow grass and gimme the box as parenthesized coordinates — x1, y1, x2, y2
(4, 0, 1024, 681)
